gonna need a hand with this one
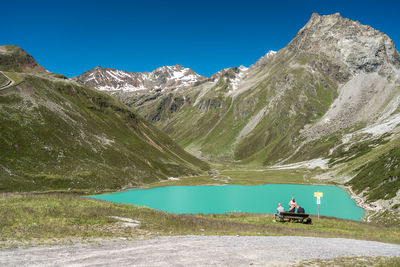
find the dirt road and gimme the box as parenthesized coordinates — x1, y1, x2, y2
(2, 235, 400, 266)
(0, 71, 14, 90)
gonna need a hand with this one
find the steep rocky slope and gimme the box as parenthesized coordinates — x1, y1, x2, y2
(0, 45, 209, 192)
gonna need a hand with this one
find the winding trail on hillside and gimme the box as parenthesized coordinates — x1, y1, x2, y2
(2, 236, 400, 266)
(0, 71, 15, 90)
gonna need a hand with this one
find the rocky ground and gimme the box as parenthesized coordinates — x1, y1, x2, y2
(2, 236, 400, 266)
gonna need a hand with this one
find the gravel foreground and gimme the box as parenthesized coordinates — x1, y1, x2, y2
(1, 236, 400, 266)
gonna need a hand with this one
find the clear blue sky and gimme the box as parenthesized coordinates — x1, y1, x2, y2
(1, 0, 399, 77)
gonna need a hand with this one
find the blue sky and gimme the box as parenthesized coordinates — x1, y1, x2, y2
(1, 0, 399, 77)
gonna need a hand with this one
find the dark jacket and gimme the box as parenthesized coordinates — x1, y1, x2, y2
(297, 207, 305, 214)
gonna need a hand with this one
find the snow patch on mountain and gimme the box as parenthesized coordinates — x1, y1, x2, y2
(342, 102, 400, 143)
(98, 83, 147, 92)
(251, 50, 277, 68)
(265, 50, 277, 58)
(230, 66, 248, 92)
(361, 113, 400, 136)
(270, 158, 329, 170)
(73, 64, 206, 93)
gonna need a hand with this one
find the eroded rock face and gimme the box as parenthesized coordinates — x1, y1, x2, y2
(147, 94, 186, 122)
(288, 13, 400, 75)
(293, 13, 400, 142)
(300, 72, 392, 141)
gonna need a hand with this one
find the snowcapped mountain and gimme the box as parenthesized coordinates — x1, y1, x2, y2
(72, 64, 207, 93)
(72, 50, 278, 124)
(209, 65, 249, 93)
(72, 51, 278, 96)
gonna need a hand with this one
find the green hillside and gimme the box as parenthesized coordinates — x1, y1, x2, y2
(131, 51, 343, 165)
(0, 47, 208, 193)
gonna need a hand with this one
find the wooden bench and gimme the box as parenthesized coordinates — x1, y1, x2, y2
(277, 212, 312, 224)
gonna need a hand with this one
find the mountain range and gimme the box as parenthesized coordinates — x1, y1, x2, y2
(74, 13, 400, 210)
(1, 13, 399, 215)
(73, 64, 207, 93)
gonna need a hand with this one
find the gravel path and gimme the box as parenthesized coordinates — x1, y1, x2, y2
(1, 236, 400, 266)
(0, 71, 14, 90)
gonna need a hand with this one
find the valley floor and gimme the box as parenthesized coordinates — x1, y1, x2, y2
(2, 236, 400, 266)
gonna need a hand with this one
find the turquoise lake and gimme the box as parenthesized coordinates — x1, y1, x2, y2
(89, 184, 365, 221)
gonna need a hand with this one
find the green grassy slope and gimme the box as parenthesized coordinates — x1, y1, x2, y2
(130, 51, 344, 166)
(349, 149, 400, 202)
(0, 71, 208, 192)
(0, 72, 7, 86)
(233, 53, 341, 164)
(343, 136, 400, 202)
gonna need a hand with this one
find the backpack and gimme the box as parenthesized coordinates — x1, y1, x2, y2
(303, 217, 312, 224)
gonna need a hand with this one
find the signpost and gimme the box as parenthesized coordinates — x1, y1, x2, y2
(314, 192, 323, 219)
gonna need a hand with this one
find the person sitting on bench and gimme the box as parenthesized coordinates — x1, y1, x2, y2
(288, 197, 296, 213)
(273, 203, 284, 221)
(296, 205, 305, 214)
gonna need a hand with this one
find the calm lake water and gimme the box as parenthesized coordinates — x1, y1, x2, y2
(89, 184, 365, 221)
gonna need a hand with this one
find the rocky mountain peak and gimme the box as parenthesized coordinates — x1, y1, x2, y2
(154, 64, 183, 72)
(251, 50, 277, 68)
(210, 66, 240, 80)
(207, 65, 249, 93)
(288, 13, 400, 74)
(153, 64, 198, 79)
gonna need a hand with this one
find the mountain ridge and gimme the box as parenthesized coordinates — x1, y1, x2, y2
(72, 50, 278, 95)
(0, 45, 209, 192)
(72, 64, 207, 93)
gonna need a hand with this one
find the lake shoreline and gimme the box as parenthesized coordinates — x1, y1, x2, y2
(89, 183, 365, 221)
(341, 185, 381, 222)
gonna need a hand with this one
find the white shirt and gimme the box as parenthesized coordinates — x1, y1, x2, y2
(277, 206, 284, 213)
